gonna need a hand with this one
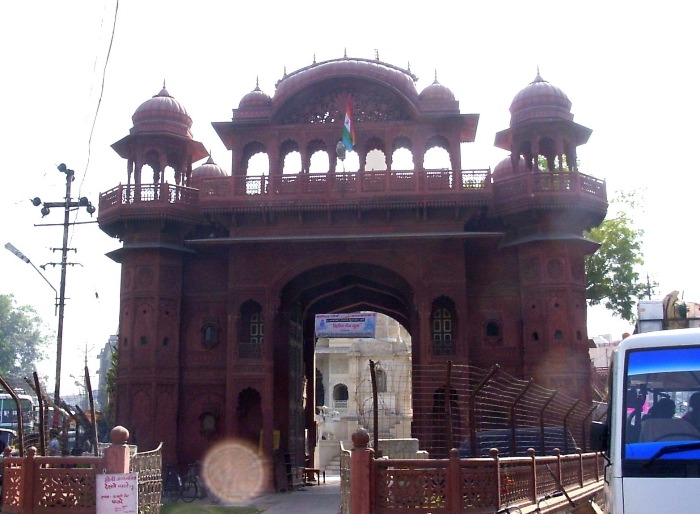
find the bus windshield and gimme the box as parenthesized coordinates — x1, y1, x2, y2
(622, 346, 700, 476)
(0, 395, 35, 434)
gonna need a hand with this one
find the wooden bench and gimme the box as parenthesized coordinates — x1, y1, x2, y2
(303, 467, 325, 484)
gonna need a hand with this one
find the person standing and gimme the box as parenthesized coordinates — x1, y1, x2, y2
(47, 428, 61, 456)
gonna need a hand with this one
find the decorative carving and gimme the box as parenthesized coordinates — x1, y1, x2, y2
(521, 257, 540, 282)
(135, 266, 154, 289)
(278, 86, 410, 125)
(570, 255, 584, 282)
(160, 266, 180, 293)
(546, 258, 564, 280)
(122, 267, 132, 288)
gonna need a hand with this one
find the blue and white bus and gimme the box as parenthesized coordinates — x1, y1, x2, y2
(0, 392, 36, 436)
(593, 328, 700, 513)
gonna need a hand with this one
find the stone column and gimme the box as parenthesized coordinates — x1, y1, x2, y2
(102, 426, 131, 474)
(350, 428, 372, 514)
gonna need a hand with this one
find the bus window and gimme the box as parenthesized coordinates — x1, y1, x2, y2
(622, 346, 700, 476)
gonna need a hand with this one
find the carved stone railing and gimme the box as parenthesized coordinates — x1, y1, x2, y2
(99, 169, 492, 220)
(199, 169, 491, 201)
(492, 171, 607, 217)
(1, 428, 162, 514)
(347, 428, 603, 514)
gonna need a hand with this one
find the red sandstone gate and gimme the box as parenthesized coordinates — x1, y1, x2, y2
(98, 55, 607, 483)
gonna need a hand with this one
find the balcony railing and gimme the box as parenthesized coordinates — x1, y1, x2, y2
(199, 169, 491, 202)
(98, 169, 606, 221)
(492, 170, 607, 216)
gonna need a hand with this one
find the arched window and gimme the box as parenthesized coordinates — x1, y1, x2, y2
(239, 301, 263, 358)
(201, 323, 220, 348)
(431, 297, 457, 355)
(485, 321, 500, 338)
(333, 384, 349, 408)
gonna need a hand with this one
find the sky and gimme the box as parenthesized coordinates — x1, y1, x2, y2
(1, 1, 699, 393)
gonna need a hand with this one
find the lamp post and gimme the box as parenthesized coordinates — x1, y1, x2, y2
(4, 243, 59, 313)
(29, 163, 96, 426)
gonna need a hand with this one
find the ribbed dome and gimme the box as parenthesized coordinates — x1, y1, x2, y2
(509, 73, 573, 125)
(239, 84, 272, 110)
(273, 57, 420, 113)
(492, 155, 527, 179)
(131, 86, 193, 138)
(419, 79, 455, 102)
(192, 156, 228, 179)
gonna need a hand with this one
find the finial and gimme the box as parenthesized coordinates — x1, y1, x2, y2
(344, 47, 347, 58)
(433, 69, 439, 84)
(313, 53, 317, 64)
(283, 66, 287, 77)
(255, 75, 260, 91)
(163, 79, 166, 89)
(375, 49, 379, 61)
(533, 65, 545, 83)
(407, 61, 411, 72)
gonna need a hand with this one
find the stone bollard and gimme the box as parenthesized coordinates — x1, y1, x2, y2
(350, 427, 372, 514)
(102, 426, 131, 473)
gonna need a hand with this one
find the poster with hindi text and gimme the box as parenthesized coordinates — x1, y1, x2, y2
(96, 472, 138, 513)
(315, 312, 377, 338)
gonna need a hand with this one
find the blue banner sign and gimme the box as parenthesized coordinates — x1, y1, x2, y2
(315, 313, 377, 338)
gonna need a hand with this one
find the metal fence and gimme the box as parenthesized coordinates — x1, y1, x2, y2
(361, 361, 605, 459)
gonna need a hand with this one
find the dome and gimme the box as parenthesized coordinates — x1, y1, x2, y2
(492, 155, 527, 179)
(131, 86, 193, 138)
(239, 83, 272, 110)
(192, 156, 228, 179)
(273, 57, 420, 113)
(509, 73, 573, 125)
(419, 78, 455, 102)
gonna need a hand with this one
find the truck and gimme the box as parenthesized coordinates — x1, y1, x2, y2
(592, 327, 700, 513)
(637, 290, 700, 333)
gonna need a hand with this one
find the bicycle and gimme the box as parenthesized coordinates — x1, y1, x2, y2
(184, 461, 221, 504)
(180, 462, 200, 503)
(162, 463, 182, 503)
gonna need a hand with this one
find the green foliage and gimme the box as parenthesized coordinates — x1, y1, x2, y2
(585, 191, 648, 321)
(0, 293, 51, 376)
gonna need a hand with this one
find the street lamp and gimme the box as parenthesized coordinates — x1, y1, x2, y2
(4, 242, 59, 313)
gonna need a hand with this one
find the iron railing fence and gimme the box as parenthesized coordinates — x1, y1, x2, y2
(360, 361, 606, 459)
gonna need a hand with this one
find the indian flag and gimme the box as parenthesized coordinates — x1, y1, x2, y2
(342, 96, 355, 151)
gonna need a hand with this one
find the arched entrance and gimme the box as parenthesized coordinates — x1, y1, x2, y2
(272, 263, 416, 472)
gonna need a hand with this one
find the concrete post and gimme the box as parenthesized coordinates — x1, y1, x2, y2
(350, 427, 372, 514)
(21, 446, 37, 512)
(102, 426, 131, 474)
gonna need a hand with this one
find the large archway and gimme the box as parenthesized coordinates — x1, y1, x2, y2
(274, 264, 415, 471)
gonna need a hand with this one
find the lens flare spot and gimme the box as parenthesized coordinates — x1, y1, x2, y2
(201, 439, 265, 503)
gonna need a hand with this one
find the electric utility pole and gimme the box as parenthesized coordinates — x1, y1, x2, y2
(31, 163, 96, 426)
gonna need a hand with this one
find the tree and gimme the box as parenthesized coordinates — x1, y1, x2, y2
(0, 294, 51, 377)
(585, 191, 648, 321)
